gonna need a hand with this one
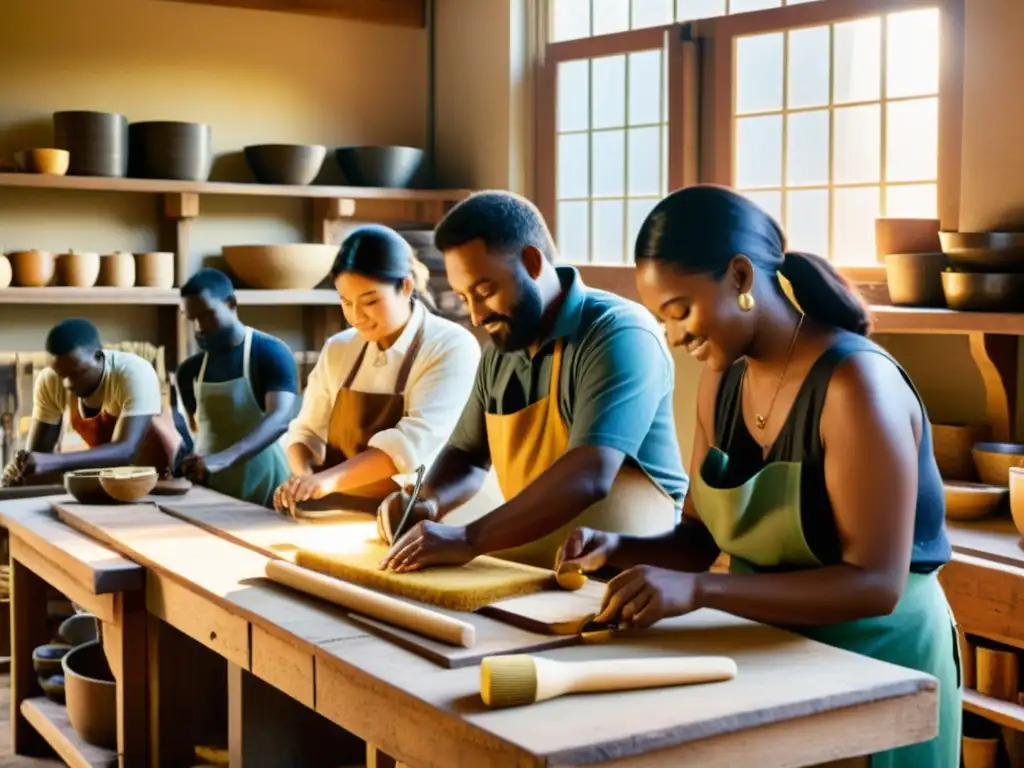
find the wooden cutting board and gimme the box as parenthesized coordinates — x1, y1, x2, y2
(480, 579, 608, 635)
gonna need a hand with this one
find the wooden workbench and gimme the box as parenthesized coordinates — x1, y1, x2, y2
(3, 489, 941, 767)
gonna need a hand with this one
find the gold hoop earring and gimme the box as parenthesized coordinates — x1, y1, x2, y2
(738, 292, 755, 312)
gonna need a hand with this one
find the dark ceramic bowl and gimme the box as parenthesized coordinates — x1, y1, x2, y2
(129, 121, 212, 181)
(63, 640, 117, 749)
(32, 643, 72, 678)
(939, 231, 1024, 273)
(64, 469, 118, 505)
(334, 145, 423, 188)
(885, 252, 948, 307)
(940, 270, 1024, 312)
(39, 673, 65, 705)
(244, 144, 326, 186)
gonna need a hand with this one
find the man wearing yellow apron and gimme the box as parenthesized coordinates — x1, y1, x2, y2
(174, 268, 297, 507)
(378, 191, 689, 571)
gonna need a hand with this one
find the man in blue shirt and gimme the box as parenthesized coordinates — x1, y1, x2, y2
(378, 190, 688, 571)
(175, 268, 297, 507)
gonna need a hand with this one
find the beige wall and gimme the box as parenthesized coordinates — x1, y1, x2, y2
(0, 0, 427, 351)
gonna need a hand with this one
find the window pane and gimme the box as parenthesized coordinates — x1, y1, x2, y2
(592, 130, 626, 197)
(736, 115, 783, 189)
(833, 186, 880, 264)
(744, 191, 783, 223)
(736, 33, 784, 115)
(557, 60, 590, 133)
(557, 201, 590, 262)
(631, 0, 673, 28)
(661, 123, 669, 195)
(552, 0, 590, 41)
(593, 0, 630, 36)
(886, 184, 937, 219)
(730, 0, 781, 11)
(629, 50, 663, 126)
(786, 110, 829, 187)
(592, 55, 627, 129)
(886, 97, 938, 182)
(787, 26, 830, 109)
(887, 9, 940, 98)
(628, 199, 659, 258)
(592, 200, 626, 263)
(786, 189, 830, 256)
(628, 126, 661, 196)
(677, 0, 725, 20)
(557, 133, 589, 199)
(834, 104, 881, 185)
(833, 17, 881, 104)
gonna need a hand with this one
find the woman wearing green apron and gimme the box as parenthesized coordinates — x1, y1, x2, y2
(176, 268, 298, 507)
(273, 224, 481, 515)
(559, 185, 961, 767)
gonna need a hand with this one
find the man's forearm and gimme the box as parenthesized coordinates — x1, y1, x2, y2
(322, 448, 397, 494)
(214, 411, 290, 465)
(426, 445, 490, 517)
(286, 442, 318, 475)
(609, 519, 720, 573)
(465, 445, 621, 554)
(47, 440, 140, 473)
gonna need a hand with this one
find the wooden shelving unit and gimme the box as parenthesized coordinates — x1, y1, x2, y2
(154, 0, 427, 27)
(20, 697, 117, 768)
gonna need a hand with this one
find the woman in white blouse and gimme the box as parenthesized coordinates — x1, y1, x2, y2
(273, 224, 481, 514)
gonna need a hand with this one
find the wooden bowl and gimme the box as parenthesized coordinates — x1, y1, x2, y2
(56, 250, 101, 288)
(64, 468, 118, 504)
(940, 231, 1024, 273)
(1008, 467, 1024, 538)
(885, 252, 948, 307)
(941, 270, 1024, 312)
(931, 423, 991, 481)
(973, 442, 1024, 486)
(14, 148, 70, 176)
(62, 640, 117, 749)
(875, 218, 941, 263)
(135, 251, 174, 288)
(944, 481, 1008, 520)
(99, 466, 157, 502)
(222, 244, 336, 290)
(244, 144, 326, 185)
(9, 250, 55, 287)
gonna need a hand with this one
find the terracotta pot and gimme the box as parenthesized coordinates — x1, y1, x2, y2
(9, 250, 55, 287)
(135, 252, 174, 289)
(62, 640, 116, 749)
(1010, 467, 1024, 539)
(0, 254, 12, 289)
(98, 252, 136, 288)
(962, 736, 999, 768)
(976, 640, 1020, 701)
(931, 423, 990, 481)
(884, 252, 948, 307)
(944, 481, 1007, 521)
(875, 218, 941, 264)
(57, 250, 101, 288)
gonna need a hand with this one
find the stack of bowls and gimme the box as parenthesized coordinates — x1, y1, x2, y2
(939, 232, 1024, 312)
(876, 218, 947, 308)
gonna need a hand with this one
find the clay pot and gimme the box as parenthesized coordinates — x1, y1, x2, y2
(973, 442, 1024, 486)
(135, 252, 174, 288)
(0, 254, 12, 289)
(222, 243, 336, 289)
(53, 111, 129, 178)
(62, 640, 117, 749)
(944, 481, 1007, 521)
(99, 466, 157, 502)
(9, 250, 55, 287)
(64, 469, 117, 505)
(13, 149, 70, 176)
(1010, 468, 1024, 538)
(57, 250, 101, 288)
(884, 252, 948, 307)
(32, 643, 72, 678)
(930, 423, 990, 481)
(962, 736, 999, 768)
(98, 252, 136, 288)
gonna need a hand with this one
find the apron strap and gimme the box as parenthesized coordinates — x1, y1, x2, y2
(241, 327, 254, 384)
(195, 327, 253, 399)
(543, 339, 565, 432)
(393, 319, 427, 394)
(341, 343, 370, 390)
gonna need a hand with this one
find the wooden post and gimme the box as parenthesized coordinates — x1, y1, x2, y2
(10, 555, 50, 757)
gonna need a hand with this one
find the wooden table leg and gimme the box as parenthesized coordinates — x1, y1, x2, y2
(101, 589, 147, 767)
(228, 661, 364, 767)
(10, 555, 51, 757)
(367, 744, 413, 768)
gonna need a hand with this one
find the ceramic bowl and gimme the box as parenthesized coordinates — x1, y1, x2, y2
(59, 613, 99, 647)
(64, 469, 118, 505)
(56, 250, 101, 288)
(334, 145, 423, 188)
(244, 144, 326, 185)
(941, 270, 1024, 312)
(222, 243, 336, 290)
(885, 252, 948, 307)
(940, 231, 1024, 273)
(972, 442, 1024, 486)
(32, 643, 72, 678)
(14, 148, 70, 176)
(944, 481, 1008, 520)
(38, 673, 65, 705)
(931, 423, 991, 481)
(63, 640, 117, 749)
(8, 250, 55, 287)
(98, 466, 158, 502)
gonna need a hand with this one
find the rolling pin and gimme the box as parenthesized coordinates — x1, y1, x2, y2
(265, 560, 476, 648)
(480, 653, 737, 708)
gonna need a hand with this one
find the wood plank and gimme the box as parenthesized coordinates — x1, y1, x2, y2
(947, 517, 1024, 568)
(0, 288, 341, 307)
(0, 496, 142, 595)
(9, 539, 114, 624)
(938, 553, 1024, 646)
(20, 697, 117, 768)
(0, 172, 469, 202)
(963, 688, 1024, 732)
(315, 609, 937, 767)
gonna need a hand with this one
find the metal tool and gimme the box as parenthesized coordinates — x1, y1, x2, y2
(390, 464, 427, 543)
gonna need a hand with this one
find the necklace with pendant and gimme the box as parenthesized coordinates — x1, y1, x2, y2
(749, 314, 805, 434)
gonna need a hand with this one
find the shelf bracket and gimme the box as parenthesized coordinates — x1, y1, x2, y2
(969, 333, 1019, 443)
(161, 193, 200, 288)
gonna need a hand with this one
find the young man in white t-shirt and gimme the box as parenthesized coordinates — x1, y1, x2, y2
(1, 318, 183, 486)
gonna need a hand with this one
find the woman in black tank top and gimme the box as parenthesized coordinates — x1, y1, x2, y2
(558, 185, 961, 767)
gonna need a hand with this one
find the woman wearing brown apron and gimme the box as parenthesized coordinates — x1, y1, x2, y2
(273, 225, 482, 516)
(560, 185, 961, 767)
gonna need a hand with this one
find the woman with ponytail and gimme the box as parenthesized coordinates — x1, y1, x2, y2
(559, 185, 960, 767)
(274, 224, 481, 514)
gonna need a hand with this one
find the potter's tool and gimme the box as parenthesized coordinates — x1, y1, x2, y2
(555, 560, 587, 591)
(265, 559, 477, 648)
(479, 653, 737, 708)
(387, 463, 426, 544)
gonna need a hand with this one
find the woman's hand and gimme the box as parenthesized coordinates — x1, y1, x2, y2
(377, 520, 475, 572)
(376, 489, 439, 544)
(594, 565, 702, 629)
(556, 527, 621, 572)
(273, 472, 330, 514)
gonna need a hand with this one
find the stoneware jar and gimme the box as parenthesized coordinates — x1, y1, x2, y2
(57, 250, 101, 288)
(98, 251, 136, 288)
(9, 250, 55, 287)
(135, 251, 174, 289)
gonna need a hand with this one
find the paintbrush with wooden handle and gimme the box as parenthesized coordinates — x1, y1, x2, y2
(480, 653, 737, 708)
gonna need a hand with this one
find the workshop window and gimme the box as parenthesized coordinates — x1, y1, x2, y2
(536, 0, 964, 269)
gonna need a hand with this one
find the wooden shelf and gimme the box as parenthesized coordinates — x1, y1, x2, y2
(870, 306, 1024, 335)
(20, 696, 117, 768)
(0, 172, 470, 203)
(156, 0, 426, 27)
(0, 287, 343, 306)
(964, 689, 1024, 732)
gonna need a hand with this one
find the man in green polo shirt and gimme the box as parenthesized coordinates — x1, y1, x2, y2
(377, 190, 688, 571)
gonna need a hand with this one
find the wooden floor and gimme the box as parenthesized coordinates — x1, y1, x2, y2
(0, 675, 59, 767)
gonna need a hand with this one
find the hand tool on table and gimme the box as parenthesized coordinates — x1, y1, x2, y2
(382, 463, 426, 544)
(479, 653, 738, 708)
(265, 559, 477, 648)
